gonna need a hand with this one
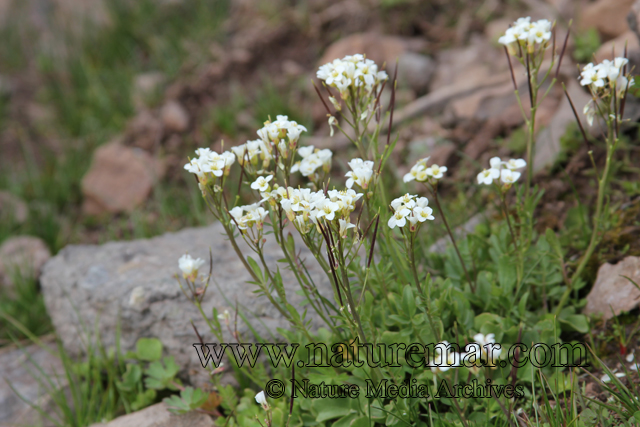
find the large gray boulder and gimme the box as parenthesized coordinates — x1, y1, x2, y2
(40, 222, 333, 386)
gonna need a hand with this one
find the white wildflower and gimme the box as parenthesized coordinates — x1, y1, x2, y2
(500, 168, 521, 184)
(179, 254, 205, 280)
(250, 175, 273, 192)
(255, 390, 269, 411)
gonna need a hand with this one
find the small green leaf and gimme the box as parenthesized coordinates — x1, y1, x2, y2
(116, 364, 142, 393)
(246, 256, 263, 282)
(144, 356, 181, 390)
(164, 387, 208, 414)
(313, 397, 352, 422)
(497, 255, 516, 292)
(558, 314, 590, 333)
(136, 338, 163, 362)
(401, 284, 416, 318)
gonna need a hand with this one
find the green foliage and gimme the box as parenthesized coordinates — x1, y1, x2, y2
(144, 357, 181, 391)
(573, 28, 601, 63)
(0, 270, 53, 343)
(164, 387, 208, 414)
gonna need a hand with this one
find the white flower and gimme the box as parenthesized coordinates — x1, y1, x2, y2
(391, 193, 417, 211)
(250, 175, 273, 192)
(580, 63, 607, 88)
(425, 164, 447, 180)
(477, 168, 500, 185)
(500, 168, 521, 184)
(412, 206, 435, 222)
(338, 219, 356, 238)
(388, 207, 410, 229)
(179, 254, 205, 280)
(528, 19, 551, 44)
(490, 157, 502, 169)
(345, 158, 375, 189)
(317, 55, 387, 98)
(502, 158, 526, 171)
(315, 199, 340, 221)
(229, 203, 269, 231)
(255, 390, 269, 410)
(298, 145, 314, 158)
(430, 341, 461, 373)
(473, 333, 502, 360)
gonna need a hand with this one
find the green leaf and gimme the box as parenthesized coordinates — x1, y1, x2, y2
(558, 314, 590, 333)
(132, 389, 156, 411)
(401, 284, 416, 318)
(246, 256, 263, 282)
(116, 364, 142, 393)
(164, 387, 208, 414)
(144, 356, 181, 390)
(313, 397, 352, 422)
(350, 416, 370, 427)
(136, 338, 163, 362)
(545, 228, 563, 259)
(497, 255, 517, 292)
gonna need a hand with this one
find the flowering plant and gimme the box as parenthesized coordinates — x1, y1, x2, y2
(171, 34, 636, 424)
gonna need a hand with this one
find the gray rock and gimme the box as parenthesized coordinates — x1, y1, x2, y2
(534, 79, 591, 173)
(429, 214, 485, 254)
(89, 402, 213, 427)
(584, 256, 640, 320)
(40, 222, 333, 387)
(0, 336, 64, 427)
(397, 52, 435, 93)
(0, 236, 51, 290)
(161, 101, 189, 133)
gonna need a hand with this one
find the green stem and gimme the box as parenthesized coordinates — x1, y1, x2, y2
(555, 122, 615, 316)
(433, 189, 476, 292)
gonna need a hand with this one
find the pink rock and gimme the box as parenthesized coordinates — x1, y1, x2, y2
(584, 256, 640, 320)
(81, 142, 163, 215)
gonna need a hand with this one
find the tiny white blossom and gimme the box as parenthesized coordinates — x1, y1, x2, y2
(338, 219, 356, 238)
(477, 168, 500, 185)
(179, 254, 205, 280)
(502, 158, 526, 171)
(388, 207, 410, 229)
(500, 168, 521, 184)
(425, 164, 447, 180)
(255, 390, 269, 410)
(250, 175, 273, 192)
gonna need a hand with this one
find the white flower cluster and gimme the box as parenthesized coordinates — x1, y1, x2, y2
(291, 145, 333, 178)
(184, 148, 235, 183)
(178, 254, 205, 280)
(477, 157, 526, 186)
(345, 158, 375, 190)
(580, 58, 629, 91)
(317, 54, 389, 98)
(272, 187, 362, 235)
(229, 203, 269, 231)
(579, 58, 631, 126)
(231, 115, 308, 167)
(388, 193, 434, 230)
(498, 17, 552, 54)
(403, 157, 447, 183)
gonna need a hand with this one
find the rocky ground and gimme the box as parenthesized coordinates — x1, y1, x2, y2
(1, 0, 640, 425)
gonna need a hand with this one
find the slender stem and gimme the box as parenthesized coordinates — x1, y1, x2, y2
(501, 192, 519, 252)
(408, 233, 441, 342)
(555, 121, 615, 316)
(433, 189, 476, 292)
